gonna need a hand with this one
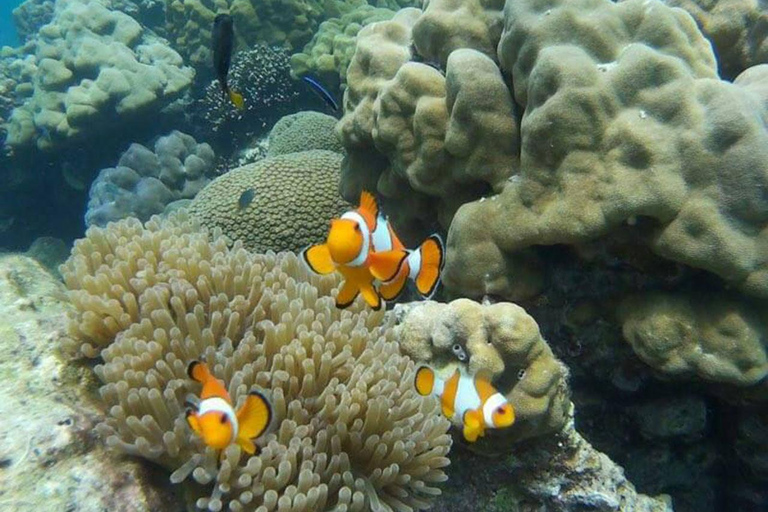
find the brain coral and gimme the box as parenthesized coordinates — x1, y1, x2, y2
(4, 0, 193, 152)
(85, 130, 216, 227)
(395, 299, 570, 448)
(60, 212, 452, 511)
(188, 150, 350, 253)
(268, 111, 344, 157)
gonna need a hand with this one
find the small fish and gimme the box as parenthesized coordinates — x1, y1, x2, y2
(238, 188, 255, 210)
(367, 196, 445, 301)
(302, 76, 339, 113)
(414, 365, 515, 442)
(300, 191, 408, 310)
(185, 361, 271, 454)
(212, 13, 244, 109)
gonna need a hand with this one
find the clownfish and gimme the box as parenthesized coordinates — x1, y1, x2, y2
(414, 365, 515, 442)
(300, 192, 410, 310)
(367, 205, 444, 302)
(185, 361, 271, 454)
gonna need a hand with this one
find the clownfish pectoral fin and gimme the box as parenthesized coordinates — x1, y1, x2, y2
(186, 409, 202, 436)
(414, 366, 435, 396)
(379, 270, 408, 301)
(301, 244, 336, 275)
(228, 89, 244, 110)
(236, 390, 272, 451)
(462, 410, 485, 443)
(359, 284, 382, 311)
(335, 280, 360, 309)
(187, 360, 212, 384)
(368, 249, 408, 282)
(414, 234, 445, 299)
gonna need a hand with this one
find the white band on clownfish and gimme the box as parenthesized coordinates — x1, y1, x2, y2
(341, 211, 370, 267)
(407, 249, 421, 280)
(198, 396, 239, 439)
(482, 393, 507, 428)
(371, 214, 393, 252)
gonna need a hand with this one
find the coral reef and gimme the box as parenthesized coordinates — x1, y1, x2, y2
(267, 111, 343, 157)
(395, 299, 571, 447)
(12, 0, 55, 42)
(60, 213, 452, 511)
(662, 0, 768, 79)
(189, 150, 350, 253)
(194, 46, 305, 153)
(619, 292, 768, 387)
(85, 130, 216, 227)
(290, 5, 397, 88)
(0, 255, 179, 511)
(3, 0, 193, 153)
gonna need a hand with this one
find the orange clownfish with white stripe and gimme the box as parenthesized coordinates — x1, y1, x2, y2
(185, 361, 271, 454)
(301, 191, 445, 309)
(414, 365, 515, 442)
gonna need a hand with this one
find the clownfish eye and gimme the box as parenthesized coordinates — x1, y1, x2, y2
(354, 223, 361, 232)
(220, 413, 228, 424)
(497, 407, 506, 415)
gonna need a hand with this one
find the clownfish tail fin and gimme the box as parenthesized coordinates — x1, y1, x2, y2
(187, 360, 212, 384)
(236, 390, 272, 451)
(412, 234, 444, 299)
(414, 366, 436, 396)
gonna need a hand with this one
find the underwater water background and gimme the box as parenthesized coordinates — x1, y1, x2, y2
(0, 0, 22, 47)
(0, 0, 767, 511)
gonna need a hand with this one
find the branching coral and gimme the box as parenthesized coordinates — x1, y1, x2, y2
(60, 212, 452, 511)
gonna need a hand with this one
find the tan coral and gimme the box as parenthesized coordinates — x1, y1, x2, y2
(60, 213, 452, 512)
(268, 111, 344, 157)
(395, 299, 570, 449)
(619, 292, 768, 387)
(188, 150, 350, 253)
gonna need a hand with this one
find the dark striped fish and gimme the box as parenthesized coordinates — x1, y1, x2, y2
(302, 76, 339, 113)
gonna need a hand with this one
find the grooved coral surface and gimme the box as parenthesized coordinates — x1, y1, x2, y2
(188, 150, 350, 253)
(60, 213, 452, 512)
(443, 0, 768, 301)
(4, 0, 193, 152)
(395, 299, 571, 447)
(268, 111, 344, 157)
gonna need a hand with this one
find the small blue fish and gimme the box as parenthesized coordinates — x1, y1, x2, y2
(238, 188, 255, 210)
(302, 76, 339, 113)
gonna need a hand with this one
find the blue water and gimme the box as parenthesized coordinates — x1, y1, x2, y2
(0, 0, 23, 48)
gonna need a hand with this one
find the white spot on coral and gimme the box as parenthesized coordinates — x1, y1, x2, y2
(639, 110, 648, 119)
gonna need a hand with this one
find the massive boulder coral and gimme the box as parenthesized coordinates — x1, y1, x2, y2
(3, 0, 193, 152)
(395, 299, 570, 447)
(188, 150, 350, 253)
(268, 111, 344, 157)
(661, 0, 768, 79)
(85, 130, 216, 227)
(338, 8, 519, 236)
(443, 0, 768, 301)
(60, 212, 452, 511)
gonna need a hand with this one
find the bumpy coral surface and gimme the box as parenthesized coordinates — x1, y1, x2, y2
(268, 111, 344, 157)
(4, 0, 193, 152)
(290, 5, 397, 88)
(662, 0, 768, 79)
(188, 150, 349, 253)
(395, 299, 570, 447)
(60, 213, 452, 511)
(444, 0, 768, 301)
(339, 8, 519, 236)
(619, 292, 768, 387)
(85, 130, 215, 227)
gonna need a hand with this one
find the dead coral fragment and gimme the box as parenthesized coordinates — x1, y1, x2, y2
(60, 212, 452, 511)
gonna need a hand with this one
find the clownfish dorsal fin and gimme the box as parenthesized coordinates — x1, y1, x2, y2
(187, 360, 231, 401)
(357, 191, 378, 231)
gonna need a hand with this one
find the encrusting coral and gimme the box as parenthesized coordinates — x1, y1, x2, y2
(60, 212, 452, 511)
(394, 298, 570, 448)
(188, 150, 350, 253)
